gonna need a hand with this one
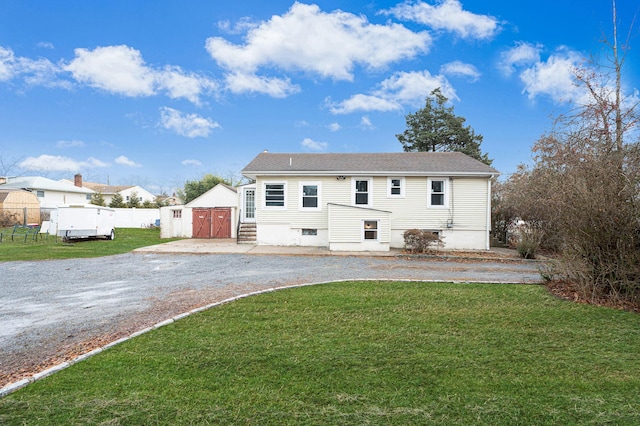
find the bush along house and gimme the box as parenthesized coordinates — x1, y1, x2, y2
(239, 151, 499, 252)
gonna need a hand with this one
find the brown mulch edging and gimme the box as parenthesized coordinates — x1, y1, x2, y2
(546, 280, 640, 314)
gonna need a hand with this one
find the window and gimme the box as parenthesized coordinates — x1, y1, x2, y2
(353, 178, 371, 206)
(172, 210, 182, 219)
(264, 182, 286, 208)
(36, 190, 44, 198)
(86, 194, 92, 201)
(299, 182, 321, 210)
(428, 178, 447, 207)
(387, 177, 404, 197)
(363, 220, 378, 240)
(302, 228, 317, 236)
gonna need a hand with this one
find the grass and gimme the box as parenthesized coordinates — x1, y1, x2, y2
(1, 281, 638, 425)
(0, 227, 181, 261)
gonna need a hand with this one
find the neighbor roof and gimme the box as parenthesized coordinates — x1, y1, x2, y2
(0, 176, 93, 194)
(82, 182, 134, 194)
(242, 152, 499, 178)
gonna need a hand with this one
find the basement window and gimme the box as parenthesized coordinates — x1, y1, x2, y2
(363, 220, 378, 240)
(302, 228, 317, 236)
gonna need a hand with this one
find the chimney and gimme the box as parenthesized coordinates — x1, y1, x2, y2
(74, 174, 83, 187)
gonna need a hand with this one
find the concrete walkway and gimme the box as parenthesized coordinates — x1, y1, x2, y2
(134, 238, 519, 258)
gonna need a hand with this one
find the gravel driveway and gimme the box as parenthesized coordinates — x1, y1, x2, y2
(0, 251, 542, 390)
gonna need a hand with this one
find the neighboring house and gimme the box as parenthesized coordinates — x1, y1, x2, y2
(0, 189, 41, 225)
(0, 176, 93, 208)
(68, 175, 156, 205)
(159, 183, 239, 239)
(239, 152, 499, 251)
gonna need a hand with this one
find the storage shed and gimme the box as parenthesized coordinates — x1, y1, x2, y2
(0, 189, 41, 225)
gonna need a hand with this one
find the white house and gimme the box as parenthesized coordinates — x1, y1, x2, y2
(67, 176, 156, 206)
(239, 152, 499, 251)
(0, 176, 93, 208)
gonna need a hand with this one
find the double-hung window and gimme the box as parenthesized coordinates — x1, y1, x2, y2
(299, 182, 321, 211)
(387, 177, 404, 198)
(428, 178, 448, 207)
(264, 182, 286, 208)
(353, 178, 372, 207)
(363, 220, 378, 240)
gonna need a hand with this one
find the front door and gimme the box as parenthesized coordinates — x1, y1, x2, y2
(243, 188, 256, 223)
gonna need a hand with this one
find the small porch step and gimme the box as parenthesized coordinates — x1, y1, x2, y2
(237, 223, 256, 244)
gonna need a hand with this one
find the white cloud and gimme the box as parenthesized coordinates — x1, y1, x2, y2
(0, 45, 67, 88)
(217, 17, 258, 35)
(519, 48, 584, 103)
(360, 116, 375, 130)
(56, 140, 85, 148)
(328, 94, 402, 114)
(224, 72, 300, 97)
(159, 106, 220, 138)
(0, 46, 14, 81)
(156, 65, 219, 105)
(327, 122, 341, 132)
(182, 159, 202, 167)
(440, 60, 480, 82)
(206, 2, 430, 93)
(301, 137, 328, 151)
(19, 155, 108, 172)
(64, 45, 156, 96)
(499, 41, 543, 76)
(37, 42, 55, 49)
(115, 155, 142, 168)
(63, 45, 218, 104)
(329, 70, 456, 114)
(385, 0, 499, 40)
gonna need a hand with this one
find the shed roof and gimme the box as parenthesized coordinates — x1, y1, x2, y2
(242, 152, 499, 178)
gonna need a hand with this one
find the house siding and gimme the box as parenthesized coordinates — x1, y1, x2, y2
(253, 175, 490, 250)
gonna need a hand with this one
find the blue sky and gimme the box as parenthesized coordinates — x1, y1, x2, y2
(1, 1, 638, 194)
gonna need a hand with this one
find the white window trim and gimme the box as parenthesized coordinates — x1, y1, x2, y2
(427, 177, 449, 208)
(387, 177, 405, 198)
(298, 181, 322, 211)
(352, 177, 372, 207)
(263, 181, 287, 210)
(362, 220, 379, 241)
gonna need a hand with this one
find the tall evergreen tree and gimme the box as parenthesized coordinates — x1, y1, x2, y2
(396, 88, 492, 165)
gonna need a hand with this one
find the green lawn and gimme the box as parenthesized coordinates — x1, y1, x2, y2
(1, 281, 638, 425)
(0, 227, 180, 261)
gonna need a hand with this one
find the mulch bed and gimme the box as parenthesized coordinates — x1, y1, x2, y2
(546, 280, 640, 314)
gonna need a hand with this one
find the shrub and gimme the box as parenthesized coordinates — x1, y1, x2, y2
(403, 229, 443, 253)
(0, 210, 18, 228)
(515, 227, 543, 259)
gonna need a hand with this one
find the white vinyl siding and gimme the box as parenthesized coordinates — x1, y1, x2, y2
(328, 203, 390, 243)
(254, 175, 490, 250)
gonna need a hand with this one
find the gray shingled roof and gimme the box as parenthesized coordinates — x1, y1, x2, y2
(242, 152, 499, 178)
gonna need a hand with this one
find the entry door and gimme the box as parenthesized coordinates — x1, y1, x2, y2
(212, 208, 231, 238)
(192, 208, 211, 239)
(243, 188, 256, 223)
